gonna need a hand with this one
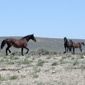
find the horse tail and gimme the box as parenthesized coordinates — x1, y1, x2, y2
(1, 39, 7, 49)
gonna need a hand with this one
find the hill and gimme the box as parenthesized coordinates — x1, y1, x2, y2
(0, 37, 85, 54)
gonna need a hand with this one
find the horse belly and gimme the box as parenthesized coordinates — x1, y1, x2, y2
(74, 45, 79, 48)
(13, 41, 26, 48)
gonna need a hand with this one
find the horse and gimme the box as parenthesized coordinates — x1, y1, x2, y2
(71, 41, 85, 54)
(0, 34, 36, 56)
(63, 37, 73, 53)
(64, 37, 85, 54)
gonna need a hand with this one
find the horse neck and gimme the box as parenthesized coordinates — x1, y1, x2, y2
(26, 38, 31, 42)
(23, 37, 32, 42)
(64, 39, 68, 43)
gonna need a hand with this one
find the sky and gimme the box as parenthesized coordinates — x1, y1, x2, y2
(0, 0, 85, 39)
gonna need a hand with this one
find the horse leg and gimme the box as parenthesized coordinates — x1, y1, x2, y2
(66, 47, 68, 52)
(64, 47, 66, 53)
(8, 49, 11, 53)
(66, 47, 70, 53)
(79, 47, 82, 52)
(69, 47, 71, 52)
(8, 45, 11, 53)
(25, 47, 29, 54)
(21, 48, 24, 56)
(73, 47, 75, 54)
(6, 46, 10, 55)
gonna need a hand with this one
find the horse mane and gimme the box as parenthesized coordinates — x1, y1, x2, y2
(21, 34, 33, 39)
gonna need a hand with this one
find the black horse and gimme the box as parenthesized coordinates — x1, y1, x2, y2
(63, 37, 73, 53)
(1, 34, 36, 55)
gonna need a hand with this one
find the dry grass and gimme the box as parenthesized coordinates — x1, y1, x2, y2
(0, 49, 85, 85)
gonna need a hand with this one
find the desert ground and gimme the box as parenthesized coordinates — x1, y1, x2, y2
(0, 37, 85, 85)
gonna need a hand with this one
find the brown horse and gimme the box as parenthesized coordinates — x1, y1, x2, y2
(71, 41, 85, 54)
(0, 34, 36, 55)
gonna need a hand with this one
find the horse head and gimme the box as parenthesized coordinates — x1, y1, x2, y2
(64, 37, 68, 43)
(30, 34, 36, 42)
(22, 34, 36, 42)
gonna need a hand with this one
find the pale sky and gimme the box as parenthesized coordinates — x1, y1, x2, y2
(0, 0, 85, 39)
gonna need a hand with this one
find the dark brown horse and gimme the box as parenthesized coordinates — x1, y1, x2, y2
(1, 34, 36, 55)
(71, 41, 85, 54)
